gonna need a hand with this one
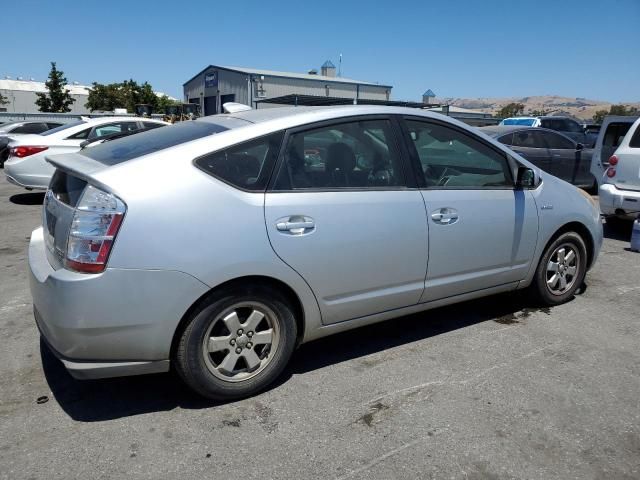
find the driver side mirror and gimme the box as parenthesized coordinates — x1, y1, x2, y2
(516, 166, 535, 189)
(575, 143, 584, 151)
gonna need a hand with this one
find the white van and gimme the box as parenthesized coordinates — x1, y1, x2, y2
(598, 117, 640, 220)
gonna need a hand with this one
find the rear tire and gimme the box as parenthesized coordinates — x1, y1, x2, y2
(175, 286, 297, 400)
(529, 232, 587, 306)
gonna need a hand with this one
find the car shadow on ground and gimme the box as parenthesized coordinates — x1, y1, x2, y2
(10, 192, 45, 205)
(41, 290, 555, 422)
(602, 220, 632, 241)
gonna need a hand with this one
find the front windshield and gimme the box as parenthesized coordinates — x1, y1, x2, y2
(40, 120, 86, 136)
(500, 118, 536, 126)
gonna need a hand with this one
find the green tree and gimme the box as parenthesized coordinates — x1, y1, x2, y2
(592, 104, 639, 124)
(155, 94, 180, 112)
(85, 80, 177, 113)
(497, 102, 525, 118)
(592, 109, 608, 124)
(35, 62, 75, 112)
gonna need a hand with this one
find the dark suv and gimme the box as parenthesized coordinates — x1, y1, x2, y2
(537, 116, 594, 147)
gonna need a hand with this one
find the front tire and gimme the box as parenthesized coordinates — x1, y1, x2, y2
(175, 286, 297, 400)
(530, 232, 587, 306)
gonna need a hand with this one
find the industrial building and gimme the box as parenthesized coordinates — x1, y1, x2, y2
(0, 78, 91, 114)
(183, 61, 395, 114)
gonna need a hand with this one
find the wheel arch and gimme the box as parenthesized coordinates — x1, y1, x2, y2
(544, 221, 596, 270)
(170, 275, 306, 361)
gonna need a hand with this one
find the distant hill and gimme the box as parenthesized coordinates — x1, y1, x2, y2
(433, 95, 640, 121)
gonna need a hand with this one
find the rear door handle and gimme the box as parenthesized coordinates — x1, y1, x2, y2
(276, 216, 315, 235)
(431, 208, 459, 225)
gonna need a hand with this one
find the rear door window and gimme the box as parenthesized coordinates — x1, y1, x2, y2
(273, 119, 405, 190)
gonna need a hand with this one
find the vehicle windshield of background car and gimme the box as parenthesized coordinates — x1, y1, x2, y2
(501, 118, 537, 126)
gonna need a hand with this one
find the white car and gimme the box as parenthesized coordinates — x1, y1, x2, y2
(599, 117, 640, 220)
(4, 117, 168, 189)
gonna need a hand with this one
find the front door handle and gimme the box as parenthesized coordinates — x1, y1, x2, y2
(276, 216, 315, 235)
(431, 208, 459, 225)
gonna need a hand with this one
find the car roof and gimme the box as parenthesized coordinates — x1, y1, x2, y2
(203, 105, 461, 128)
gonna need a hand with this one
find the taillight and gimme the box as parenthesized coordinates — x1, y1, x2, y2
(10, 146, 48, 158)
(65, 185, 126, 273)
(608, 155, 618, 166)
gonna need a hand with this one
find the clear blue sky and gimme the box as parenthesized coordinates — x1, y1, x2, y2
(3, 0, 639, 102)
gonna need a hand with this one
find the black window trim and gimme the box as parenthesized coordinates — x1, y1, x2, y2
(267, 114, 416, 193)
(399, 115, 517, 190)
(192, 130, 285, 193)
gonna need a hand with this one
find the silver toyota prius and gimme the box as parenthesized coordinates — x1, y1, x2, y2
(29, 106, 603, 400)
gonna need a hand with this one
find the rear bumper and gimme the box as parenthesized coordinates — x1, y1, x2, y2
(4, 168, 47, 189)
(4, 155, 52, 189)
(599, 183, 640, 218)
(29, 227, 210, 379)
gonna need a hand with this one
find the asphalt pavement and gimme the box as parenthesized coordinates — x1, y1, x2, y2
(0, 179, 638, 480)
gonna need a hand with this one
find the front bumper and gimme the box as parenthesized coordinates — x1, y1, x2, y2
(599, 183, 640, 218)
(29, 227, 209, 379)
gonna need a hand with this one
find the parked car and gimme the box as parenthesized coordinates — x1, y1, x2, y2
(479, 125, 596, 190)
(4, 117, 168, 189)
(598, 117, 640, 220)
(0, 121, 65, 168)
(590, 115, 639, 187)
(500, 116, 593, 146)
(30, 106, 602, 400)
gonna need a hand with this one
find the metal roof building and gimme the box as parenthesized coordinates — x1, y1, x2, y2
(183, 62, 393, 115)
(0, 79, 91, 114)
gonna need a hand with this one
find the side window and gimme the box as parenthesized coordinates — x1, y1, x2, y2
(543, 131, 574, 150)
(92, 121, 139, 139)
(195, 132, 283, 192)
(630, 125, 640, 148)
(565, 120, 582, 133)
(46, 123, 63, 130)
(12, 123, 47, 134)
(511, 130, 547, 149)
(66, 128, 91, 140)
(273, 119, 405, 190)
(405, 120, 512, 188)
(497, 132, 514, 145)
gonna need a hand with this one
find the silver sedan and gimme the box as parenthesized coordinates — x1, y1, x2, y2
(29, 106, 603, 400)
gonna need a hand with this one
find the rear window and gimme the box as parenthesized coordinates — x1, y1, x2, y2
(41, 120, 86, 136)
(81, 120, 234, 166)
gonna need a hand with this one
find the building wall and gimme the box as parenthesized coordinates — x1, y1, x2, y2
(184, 66, 391, 113)
(0, 89, 90, 114)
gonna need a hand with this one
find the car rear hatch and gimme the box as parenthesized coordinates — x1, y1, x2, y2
(42, 153, 111, 269)
(613, 149, 640, 192)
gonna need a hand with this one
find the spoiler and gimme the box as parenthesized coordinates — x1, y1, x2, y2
(45, 153, 109, 185)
